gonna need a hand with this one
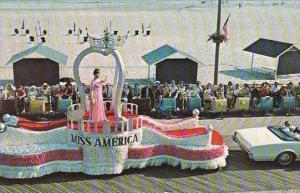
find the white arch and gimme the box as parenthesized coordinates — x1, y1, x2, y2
(73, 47, 126, 120)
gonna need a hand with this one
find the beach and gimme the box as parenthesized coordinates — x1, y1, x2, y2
(0, 2, 299, 84)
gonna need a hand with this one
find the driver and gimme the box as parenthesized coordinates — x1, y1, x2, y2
(282, 121, 300, 140)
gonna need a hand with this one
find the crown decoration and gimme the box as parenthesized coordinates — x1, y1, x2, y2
(88, 28, 128, 53)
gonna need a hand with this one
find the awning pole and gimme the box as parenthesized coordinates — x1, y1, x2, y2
(251, 53, 254, 71)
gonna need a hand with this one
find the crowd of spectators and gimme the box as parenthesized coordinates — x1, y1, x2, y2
(117, 80, 300, 113)
(1, 79, 300, 115)
(0, 81, 78, 114)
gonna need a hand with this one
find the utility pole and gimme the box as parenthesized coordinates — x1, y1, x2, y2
(213, 0, 222, 85)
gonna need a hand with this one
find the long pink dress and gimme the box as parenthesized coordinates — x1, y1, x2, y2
(90, 79, 107, 122)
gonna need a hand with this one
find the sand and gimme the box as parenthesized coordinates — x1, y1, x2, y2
(0, 6, 299, 84)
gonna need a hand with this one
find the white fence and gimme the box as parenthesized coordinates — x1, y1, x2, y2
(67, 100, 139, 134)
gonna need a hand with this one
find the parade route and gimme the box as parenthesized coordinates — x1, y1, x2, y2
(1, 115, 299, 193)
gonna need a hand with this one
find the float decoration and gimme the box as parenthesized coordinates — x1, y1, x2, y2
(0, 28, 228, 179)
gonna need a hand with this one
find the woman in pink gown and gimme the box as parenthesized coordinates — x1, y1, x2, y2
(90, 69, 107, 122)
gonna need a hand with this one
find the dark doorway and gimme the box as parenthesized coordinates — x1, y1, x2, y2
(13, 58, 59, 86)
(277, 50, 300, 75)
(156, 58, 198, 84)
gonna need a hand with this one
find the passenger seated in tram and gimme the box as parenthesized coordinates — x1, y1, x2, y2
(4, 83, 15, 100)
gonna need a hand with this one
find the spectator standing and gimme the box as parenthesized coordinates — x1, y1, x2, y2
(287, 82, 295, 97)
(152, 81, 162, 108)
(132, 83, 141, 98)
(225, 81, 234, 109)
(250, 82, 260, 109)
(195, 81, 204, 99)
(161, 82, 171, 98)
(15, 85, 26, 114)
(141, 84, 154, 108)
(121, 83, 133, 103)
(216, 83, 225, 99)
(277, 84, 288, 106)
(271, 81, 281, 107)
(0, 86, 6, 100)
(177, 81, 187, 110)
(169, 80, 178, 98)
(103, 83, 113, 100)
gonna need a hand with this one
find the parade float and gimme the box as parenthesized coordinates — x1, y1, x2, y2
(0, 29, 228, 179)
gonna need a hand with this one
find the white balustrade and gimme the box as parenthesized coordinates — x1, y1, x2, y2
(67, 100, 139, 134)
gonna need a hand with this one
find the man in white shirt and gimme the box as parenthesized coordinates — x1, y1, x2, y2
(169, 80, 178, 98)
(282, 121, 300, 140)
(271, 82, 281, 93)
(271, 82, 281, 107)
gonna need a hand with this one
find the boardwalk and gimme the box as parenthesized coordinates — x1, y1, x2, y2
(1, 115, 300, 193)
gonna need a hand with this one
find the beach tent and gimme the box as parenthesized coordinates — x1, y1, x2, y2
(142, 44, 200, 84)
(244, 38, 299, 79)
(6, 44, 68, 86)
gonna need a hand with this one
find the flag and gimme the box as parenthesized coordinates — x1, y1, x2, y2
(221, 14, 230, 42)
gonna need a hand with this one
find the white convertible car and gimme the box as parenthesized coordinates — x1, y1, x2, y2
(233, 126, 300, 166)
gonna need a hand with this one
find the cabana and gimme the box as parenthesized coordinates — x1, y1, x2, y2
(6, 44, 68, 86)
(142, 44, 201, 84)
(244, 38, 299, 79)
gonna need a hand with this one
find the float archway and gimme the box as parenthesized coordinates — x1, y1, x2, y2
(73, 47, 126, 120)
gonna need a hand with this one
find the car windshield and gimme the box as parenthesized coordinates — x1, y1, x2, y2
(267, 126, 299, 142)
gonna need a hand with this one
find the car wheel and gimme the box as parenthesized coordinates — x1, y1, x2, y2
(277, 152, 295, 166)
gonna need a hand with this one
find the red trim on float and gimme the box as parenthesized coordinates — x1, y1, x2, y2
(128, 145, 225, 161)
(0, 141, 225, 167)
(0, 149, 83, 167)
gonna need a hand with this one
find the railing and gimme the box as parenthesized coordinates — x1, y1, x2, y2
(103, 100, 138, 115)
(67, 100, 140, 134)
(88, 34, 126, 50)
(122, 103, 138, 115)
(67, 116, 143, 134)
